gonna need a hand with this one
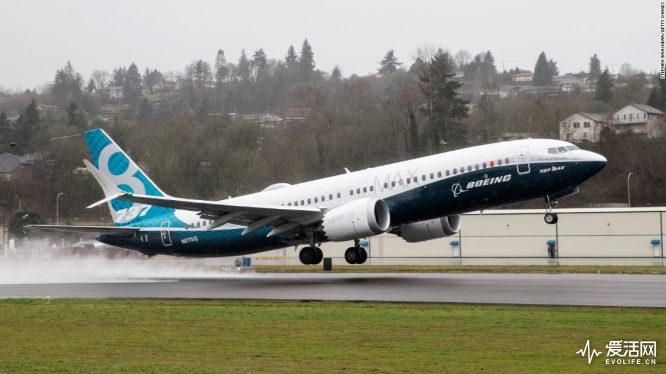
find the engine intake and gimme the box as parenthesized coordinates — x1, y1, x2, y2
(398, 215, 462, 243)
(321, 197, 390, 241)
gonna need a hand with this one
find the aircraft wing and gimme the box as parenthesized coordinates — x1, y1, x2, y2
(25, 225, 139, 236)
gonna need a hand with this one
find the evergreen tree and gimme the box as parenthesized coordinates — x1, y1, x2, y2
(480, 51, 498, 89)
(51, 61, 83, 107)
(378, 50, 402, 76)
(418, 49, 469, 150)
(111, 67, 127, 86)
(285, 45, 299, 70)
(14, 98, 41, 153)
(299, 39, 315, 78)
(533, 52, 555, 86)
(86, 78, 96, 93)
(237, 50, 251, 80)
(589, 54, 601, 81)
(252, 48, 268, 77)
(66, 101, 86, 129)
(143, 68, 163, 93)
(214, 49, 228, 86)
(647, 78, 666, 111)
(331, 66, 342, 81)
(186, 60, 212, 88)
(123, 63, 143, 105)
(595, 68, 613, 103)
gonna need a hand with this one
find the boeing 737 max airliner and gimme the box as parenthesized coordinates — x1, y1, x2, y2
(29, 129, 606, 264)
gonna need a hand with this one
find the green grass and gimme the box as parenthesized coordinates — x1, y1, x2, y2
(253, 264, 666, 274)
(0, 300, 663, 373)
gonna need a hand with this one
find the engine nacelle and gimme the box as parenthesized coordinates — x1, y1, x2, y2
(321, 197, 390, 241)
(398, 215, 462, 243)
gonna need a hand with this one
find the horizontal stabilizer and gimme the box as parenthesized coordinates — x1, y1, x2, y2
(25, 225, 140, 236)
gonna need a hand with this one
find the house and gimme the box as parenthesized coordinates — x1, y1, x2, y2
(553, 74, 592, 92)
(0, 153, 33, 182)
(559, 112, 609, 143)
(107, 86, 124, 100)
(611, 104, 665, 138)
(511, 72, 532, 82)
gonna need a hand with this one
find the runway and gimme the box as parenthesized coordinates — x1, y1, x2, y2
(1, 272, 666, 307)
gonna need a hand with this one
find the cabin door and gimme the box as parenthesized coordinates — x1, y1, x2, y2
(515, 146, 530, 175)
(160, 221, 173, 247)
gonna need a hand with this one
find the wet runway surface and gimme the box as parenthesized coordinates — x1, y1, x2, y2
(1, 272, 665, 307)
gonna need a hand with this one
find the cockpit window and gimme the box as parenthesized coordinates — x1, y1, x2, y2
(549, 146, 577, 154)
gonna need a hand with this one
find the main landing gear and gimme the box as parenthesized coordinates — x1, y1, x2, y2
(299, 245, 324, 265)
(344, 240, 368, 264)
(544, 195, 559, 225)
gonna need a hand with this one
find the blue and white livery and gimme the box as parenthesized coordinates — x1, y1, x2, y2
(30, 128, 607, 264)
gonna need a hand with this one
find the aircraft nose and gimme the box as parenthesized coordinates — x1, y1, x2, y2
(587, 151, 607, 164)
(582, 150, 607, 174)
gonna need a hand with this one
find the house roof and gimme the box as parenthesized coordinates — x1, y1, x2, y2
(631, 104, 664, 115)
(579, 112, 608, 122)
(0, 153, 29, 173)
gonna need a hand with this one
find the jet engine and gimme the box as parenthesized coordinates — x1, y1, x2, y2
(321, 197, 390, 241)
(397, 215, 462, 243)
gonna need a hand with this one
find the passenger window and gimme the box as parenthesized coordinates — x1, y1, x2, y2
(336, 193, 341, 198)
(453, 168, 458, 175)
(384, 182, 388, 189)
(437, 171, 442, 178)
(349, 190, 354, 196)
(460, 166, 465, 173)
(391, 181, 396, 187)
(288, 202, 292, 206)
(497, 159, 502, 166)
(314, 197, 318, 203)
(357, 188, 361, 194)
(430, 173, 434, 179)
(362, 187, 367, 193)
(369, 186, 374, 192)
(421, 175, 426, 181)
(468, 165, 472, 172)
(505, 158, 510, 164)
(445, 170, 450, 176)
(307, 198, 311, 204)
(301, 200, 304, 205)
(406, 179, 411, 185)
(482, 162, 487, 168)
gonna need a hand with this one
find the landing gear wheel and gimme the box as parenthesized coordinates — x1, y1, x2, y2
(544, 213, 558, 225)
(344, 247, 358, 264)
(299, 247, 316, 265)
(344, 246, 368, 264)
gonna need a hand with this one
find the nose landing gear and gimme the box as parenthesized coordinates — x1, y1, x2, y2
(544, 195, 559, 225)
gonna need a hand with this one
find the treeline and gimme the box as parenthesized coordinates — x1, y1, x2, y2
(0, 42, 663, 224)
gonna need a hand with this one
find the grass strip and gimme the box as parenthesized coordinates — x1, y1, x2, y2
(0, 299, 663, 373)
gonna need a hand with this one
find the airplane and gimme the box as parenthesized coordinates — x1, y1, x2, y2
(29, 128, 607, 265)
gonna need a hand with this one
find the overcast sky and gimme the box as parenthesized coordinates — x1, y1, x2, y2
(0, 0, 658, 90)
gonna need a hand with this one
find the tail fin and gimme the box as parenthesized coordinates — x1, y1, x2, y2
(84, 128, 170, 226)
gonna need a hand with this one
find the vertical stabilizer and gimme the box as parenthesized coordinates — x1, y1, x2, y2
(84, 129, 172, 226)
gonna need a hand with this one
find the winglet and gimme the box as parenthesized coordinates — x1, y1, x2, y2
(83, 159, 129, 208)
